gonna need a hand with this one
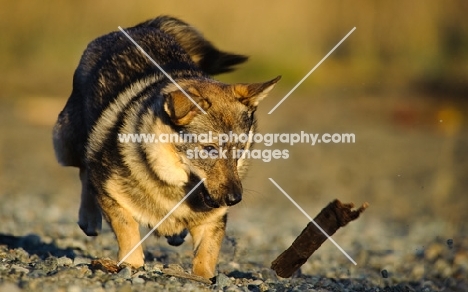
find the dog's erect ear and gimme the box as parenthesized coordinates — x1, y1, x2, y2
(233, 76, 281, 107)
(164, 88, 211, 126)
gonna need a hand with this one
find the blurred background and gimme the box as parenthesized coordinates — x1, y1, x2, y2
(0, 0, 467, 249)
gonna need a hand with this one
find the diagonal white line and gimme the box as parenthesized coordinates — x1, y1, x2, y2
(268, 27, 356, 114)
(268, 178, 357, 265)
(117, 178, 206, 266)
(118, 26, 207, 114)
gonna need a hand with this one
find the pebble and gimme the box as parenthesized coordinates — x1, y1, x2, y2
(57, 256, 73, 266)
(29, 269, 47, 278)
(37, 256, 58, 272)
(216, 273, 233, 288)
(117, 266, 132, 279)
(73, 257, 91, 266)
(132, 271, 146, 278)
(260, 268, 277, 281)
(248, 280, 264, 292)
(132, 277, 145, 284)
(225, 286, 244, 292)
(13, 248, 30, 263)
(11, 264, 29, 274)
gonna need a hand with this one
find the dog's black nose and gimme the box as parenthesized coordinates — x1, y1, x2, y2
(225, 192, 242, 206)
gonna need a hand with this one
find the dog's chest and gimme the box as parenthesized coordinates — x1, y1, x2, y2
(103, 176, 226, 236)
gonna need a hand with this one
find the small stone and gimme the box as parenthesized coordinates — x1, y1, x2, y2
(381, 269, 388, 278)
(57, 256, 73, 266)
(260, 268, 277, 281)
(215, 273, 232, 288)
(228, 261, 240, 270)
(145, 263, 163, 272)
(11, 264, 29, 274)
(73, 257, 91, 266)
(113, 277, 126, 284)
(259, 283, 270, 292)
(29, 269, 47, 278)
(35, 257, 58, 273)
(247, 285, 260, 292)
(132, 277, 145, 284)
(117, 266, 132, 279)
(14, 248, 30, 263)
(250, 279, 264, 286)
(132, 271, 146, 278)
(226, 286, 243, 292)
(248, 281, 263, 292)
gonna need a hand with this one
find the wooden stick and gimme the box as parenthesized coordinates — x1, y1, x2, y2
(271, 199, 368, 278)
(162, 268, 212, 285)
(90, 258, 212, 284)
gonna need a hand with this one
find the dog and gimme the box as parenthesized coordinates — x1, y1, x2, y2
(53, 15, 280, 279)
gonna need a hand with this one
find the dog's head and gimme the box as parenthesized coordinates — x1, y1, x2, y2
(158, 76, 280, 208)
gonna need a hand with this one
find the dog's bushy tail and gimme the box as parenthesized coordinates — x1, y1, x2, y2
(139, 16, 248, 75)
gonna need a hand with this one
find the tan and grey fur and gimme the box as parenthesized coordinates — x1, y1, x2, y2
(53, 16, 279, 279)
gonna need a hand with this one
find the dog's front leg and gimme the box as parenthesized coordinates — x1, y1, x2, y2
(98, 194, 144, 268)
(189, 216, 226, 279)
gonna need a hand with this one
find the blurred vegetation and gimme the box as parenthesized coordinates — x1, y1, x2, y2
(0, 0, 467, 99)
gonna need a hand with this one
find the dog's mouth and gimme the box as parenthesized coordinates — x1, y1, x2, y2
(188, 177, 242, 209)
(200, 189, 221, 208)
(186, 176, 222, 210)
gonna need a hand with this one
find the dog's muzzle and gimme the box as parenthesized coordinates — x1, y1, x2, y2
(198, 180, 243, 208)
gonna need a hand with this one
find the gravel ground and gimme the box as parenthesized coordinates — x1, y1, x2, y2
(0, 204, 467, 292)
(1, 95, 467, 291)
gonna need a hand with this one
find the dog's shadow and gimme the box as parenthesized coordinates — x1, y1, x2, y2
(0, 233, 76, 259)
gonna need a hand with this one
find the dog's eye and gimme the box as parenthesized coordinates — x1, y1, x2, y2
(203, 145, 217, 153)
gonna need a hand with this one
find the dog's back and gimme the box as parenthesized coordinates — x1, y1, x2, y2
(53, 16, 248, 167)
